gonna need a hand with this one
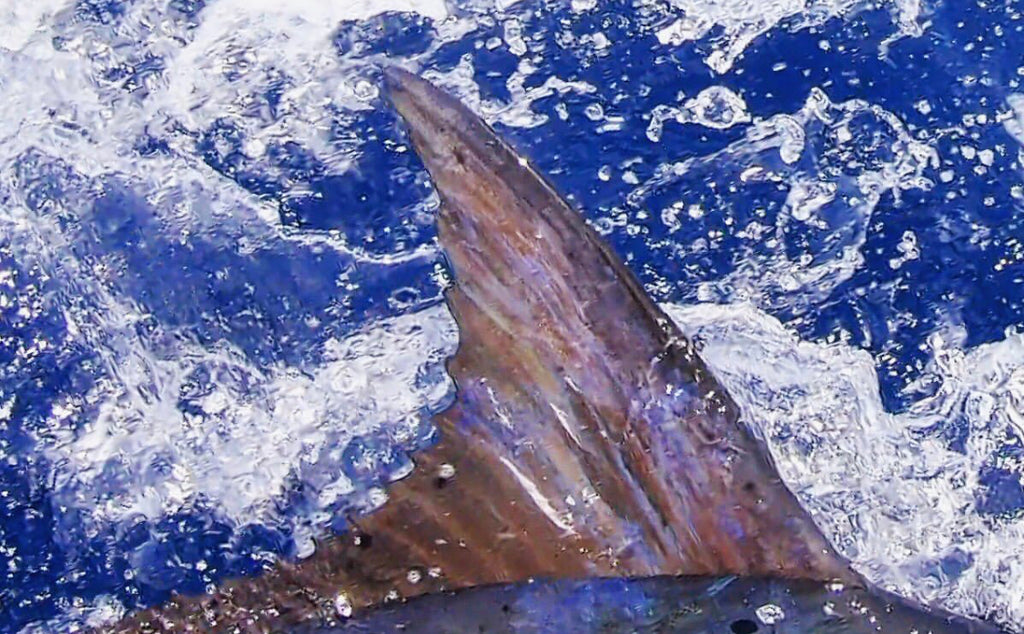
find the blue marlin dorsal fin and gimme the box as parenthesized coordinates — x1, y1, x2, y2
(368, 67, 858, 586)
(114, 69, 858, 632)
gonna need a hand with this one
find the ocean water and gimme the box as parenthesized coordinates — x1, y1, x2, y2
(0, 0, 1022, 630)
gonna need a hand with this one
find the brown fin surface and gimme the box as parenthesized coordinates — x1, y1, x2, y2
(110, 69, 857, 633)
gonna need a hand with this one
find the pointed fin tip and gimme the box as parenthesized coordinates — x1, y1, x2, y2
(381, 65, 415, 95)
(382, 64, 415, 83)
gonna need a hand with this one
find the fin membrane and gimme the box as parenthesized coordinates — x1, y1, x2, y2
(114, 69, 856, 632)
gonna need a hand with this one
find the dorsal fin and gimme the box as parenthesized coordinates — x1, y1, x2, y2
(112, 69, 858, 632)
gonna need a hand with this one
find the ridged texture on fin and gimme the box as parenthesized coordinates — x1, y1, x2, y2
(111, 69, 857, 633)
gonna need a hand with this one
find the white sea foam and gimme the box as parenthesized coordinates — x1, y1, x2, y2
(651, 0, 927, 73)
(0, 1, 460, 629)
(670, 303, 1024, 627)
(420, 54, 597, 129)
(44, 308, 457, 527)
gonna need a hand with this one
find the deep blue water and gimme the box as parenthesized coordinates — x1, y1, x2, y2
(1, 0, 1023, 630)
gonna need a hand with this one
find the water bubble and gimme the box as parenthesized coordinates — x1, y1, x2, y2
(684, 86, 751, 130)
(585, 103, 605, 121)
(755, 603, 786, 625)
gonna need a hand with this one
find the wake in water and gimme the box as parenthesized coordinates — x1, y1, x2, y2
(0, 0, 1022, 630)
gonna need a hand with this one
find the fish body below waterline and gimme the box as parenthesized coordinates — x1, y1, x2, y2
(301, 574, 1001, 633)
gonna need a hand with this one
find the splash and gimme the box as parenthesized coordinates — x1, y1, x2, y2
(43, 308, 457, 530)
(632, 87, 939, 311)
(646, 85, 751, 141)
(651, 0, 927, 73)
(671, 303, 1024, 628)
(417, 54, 597, 129)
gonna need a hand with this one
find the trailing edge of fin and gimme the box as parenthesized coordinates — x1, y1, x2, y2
(111, 68, 858, 633)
